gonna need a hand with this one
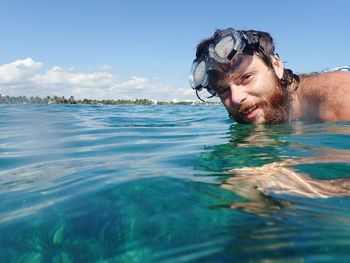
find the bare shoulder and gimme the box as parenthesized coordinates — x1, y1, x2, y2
(298, 71, 350, 122)
(300, 71, 350, 94)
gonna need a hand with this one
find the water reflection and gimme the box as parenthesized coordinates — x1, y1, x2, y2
(222, 152, 350, 212)
(201, 122, 350, 213)
(227, 123, 294, 148)
(198, 124, 294, 172)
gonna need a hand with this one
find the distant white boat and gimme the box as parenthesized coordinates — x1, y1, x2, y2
(325, 66, 350, 72)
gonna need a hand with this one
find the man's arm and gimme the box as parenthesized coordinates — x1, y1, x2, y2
(221, 152, 350, 212)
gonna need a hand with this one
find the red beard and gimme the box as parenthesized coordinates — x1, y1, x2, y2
(234, 85, 291, 124)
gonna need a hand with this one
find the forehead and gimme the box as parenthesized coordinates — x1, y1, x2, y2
(210, 54, 266, 84)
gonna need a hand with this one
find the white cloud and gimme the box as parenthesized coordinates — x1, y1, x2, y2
(0, 58, 197, 101)
(119, 76, 151, 89)
(99, 64, 113, 71)
(0, 58, 43, 85)
(33, 67, 115, 88)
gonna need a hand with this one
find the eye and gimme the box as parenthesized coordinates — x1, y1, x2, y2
(244, 74, 252, 79)
(241, 73, 253, 84)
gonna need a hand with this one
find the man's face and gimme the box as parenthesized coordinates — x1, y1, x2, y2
(210, 54, 290, 124)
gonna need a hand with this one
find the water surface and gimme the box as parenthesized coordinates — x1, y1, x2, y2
(1, 104, 350, 262)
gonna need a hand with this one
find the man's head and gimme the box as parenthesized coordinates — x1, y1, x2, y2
(189, 28, 298, 124)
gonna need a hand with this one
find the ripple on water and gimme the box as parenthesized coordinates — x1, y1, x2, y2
(1, 105, 350, 262)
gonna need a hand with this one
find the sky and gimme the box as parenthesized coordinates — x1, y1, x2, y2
(0, 0, 349, 101)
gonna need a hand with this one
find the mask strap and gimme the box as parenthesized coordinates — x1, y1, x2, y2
(195, 89, 216, 103)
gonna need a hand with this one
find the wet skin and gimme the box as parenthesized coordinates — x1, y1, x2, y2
(211, 54, 350, 124)
(212, 54, 288, 124)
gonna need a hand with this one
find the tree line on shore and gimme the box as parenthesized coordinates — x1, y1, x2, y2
(0, 94, 218, 105)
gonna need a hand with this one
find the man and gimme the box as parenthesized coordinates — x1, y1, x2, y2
(190, 28, 350, 206)
(189, 28, 350, 124)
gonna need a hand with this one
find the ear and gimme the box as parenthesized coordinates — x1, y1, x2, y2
(271, 55, 284, 79)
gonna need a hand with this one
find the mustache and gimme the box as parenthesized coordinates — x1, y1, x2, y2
(233, 101, 265, 124)
(238, 101, 266, 115)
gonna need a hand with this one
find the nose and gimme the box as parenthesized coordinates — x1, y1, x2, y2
(230, 86, 248, 105)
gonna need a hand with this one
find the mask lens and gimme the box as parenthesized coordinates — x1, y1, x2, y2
(209, 30, 246, 64)
(214, 35, 234, 60)
(189, 60, 208, 90)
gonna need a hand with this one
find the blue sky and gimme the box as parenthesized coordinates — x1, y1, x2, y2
(0, 0, 349, 101)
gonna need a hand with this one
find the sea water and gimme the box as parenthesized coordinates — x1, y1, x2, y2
(1, 104, 350, 262)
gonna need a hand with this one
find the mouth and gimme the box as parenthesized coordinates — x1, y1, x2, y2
(240, 105, 259, 120)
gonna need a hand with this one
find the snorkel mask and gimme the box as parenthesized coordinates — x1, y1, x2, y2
(189, 28, 260, 99)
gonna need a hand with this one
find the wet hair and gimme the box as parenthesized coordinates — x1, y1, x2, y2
(195, 28, 299, 93)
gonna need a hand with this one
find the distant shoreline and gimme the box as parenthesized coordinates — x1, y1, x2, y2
(0, 95, 220, 105)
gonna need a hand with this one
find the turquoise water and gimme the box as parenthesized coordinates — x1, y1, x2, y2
(1, 104, 350, 262)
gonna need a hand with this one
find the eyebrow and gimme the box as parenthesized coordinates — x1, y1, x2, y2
(230, 65, 254, 80)
(213, 56, 256, 87)
(231, 56, 255, 75)
(216, 65, 256, 88)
